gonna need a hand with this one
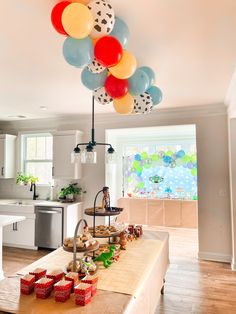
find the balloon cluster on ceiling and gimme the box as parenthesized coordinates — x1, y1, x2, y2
(51, 0, 163, 114)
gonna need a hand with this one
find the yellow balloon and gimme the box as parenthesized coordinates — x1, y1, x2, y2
(62, 3, 93, 39)
(113, 93, 134, 114)
(109, 51, 137, 79)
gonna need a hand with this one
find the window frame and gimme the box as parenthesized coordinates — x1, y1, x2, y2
(20, 132, 53, 186)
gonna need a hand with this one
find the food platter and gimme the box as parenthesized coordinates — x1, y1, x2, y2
(63, 240, 100, 253)
(85, 207, 123, 217)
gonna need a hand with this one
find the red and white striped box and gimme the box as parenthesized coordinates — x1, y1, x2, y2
(81, 274, 98, 296)
(74, 283, 92, 306)
(35, 277, 54, 299)
(65, 272, 79, 292)
(46, 269, 64, 284)
(54, 280, 72, 302)
(20, 274, 35, 295)
(29, 268, 47, 281)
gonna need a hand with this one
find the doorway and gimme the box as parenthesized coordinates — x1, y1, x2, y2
(106, 124, 198, 256)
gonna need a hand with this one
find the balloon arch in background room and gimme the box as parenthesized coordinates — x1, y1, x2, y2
(51, 0, 163, 114)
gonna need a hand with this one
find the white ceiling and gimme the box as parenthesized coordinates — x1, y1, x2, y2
(0, 0, 236, 121)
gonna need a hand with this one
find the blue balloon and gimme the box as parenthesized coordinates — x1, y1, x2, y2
(147, 86, 163, 106)
(110, 17, 130, 48)
(139, 66, 155, 88)
(176, 150, 185, 158)
(128, 69, 149, 96)
(163, 156, 172, 164)
(81, 68, 108, 91)
(134, 154, 141, 161)
(63, 36, 94, 68)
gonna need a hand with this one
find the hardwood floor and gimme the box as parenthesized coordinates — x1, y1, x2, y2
(2, 228, 236, 314)
(155, 227, 236, 314)
(3, 247, 49, 277)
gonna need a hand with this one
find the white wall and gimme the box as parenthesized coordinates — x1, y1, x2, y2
(229, 118, 236, 269)
(0, 103, 232, 262)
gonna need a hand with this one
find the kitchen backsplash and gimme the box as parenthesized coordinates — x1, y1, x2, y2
(0, 178, 82, 201)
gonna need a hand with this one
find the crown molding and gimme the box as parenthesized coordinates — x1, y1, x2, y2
(0, 103, 227, 132)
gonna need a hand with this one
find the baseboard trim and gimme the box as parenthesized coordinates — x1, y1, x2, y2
(3, 243, 38, 250)
(198, 251, 231, 263)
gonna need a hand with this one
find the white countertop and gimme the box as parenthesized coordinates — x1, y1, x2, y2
(0, 215, 25, 227)
(0, 199, 82, 208)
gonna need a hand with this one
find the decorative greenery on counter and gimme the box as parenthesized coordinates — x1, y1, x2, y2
(16, 172, 39, 185)
(58, 183, 86, 202)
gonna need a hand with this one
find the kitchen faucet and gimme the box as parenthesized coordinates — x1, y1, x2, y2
(30, 183, 39, 200)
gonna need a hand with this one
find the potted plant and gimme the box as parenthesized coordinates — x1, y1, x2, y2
(16, 172, 39, 185)
(58, 183, 86, 202)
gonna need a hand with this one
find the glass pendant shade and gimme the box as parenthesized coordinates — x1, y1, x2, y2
(106, 151, 117, 164)
(71, 151, 81, 163)
(81, 149, 97, 164)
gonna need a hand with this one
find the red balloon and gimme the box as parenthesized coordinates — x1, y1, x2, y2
(94, 36, 122, 67)
(105, 75, 128, 99)
(51, 1, 71, 35)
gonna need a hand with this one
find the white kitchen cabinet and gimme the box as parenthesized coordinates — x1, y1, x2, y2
(52, 130, 83, 179)
(1, 211, 36, 249)
(0, 134, 16, 179)
(3, 215, 35, 249)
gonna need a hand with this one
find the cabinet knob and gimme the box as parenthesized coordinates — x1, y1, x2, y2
(52, 166, 54, 176)
(1, 167, 4, 176)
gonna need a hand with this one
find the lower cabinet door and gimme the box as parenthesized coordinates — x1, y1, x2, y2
(3, 218, 35, 247)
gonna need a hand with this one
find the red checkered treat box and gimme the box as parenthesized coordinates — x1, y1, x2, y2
(81, 274, 98, 296)
(54, 280, 72, 302)
(74, 283, 92, 306)
(65, 272, 79, 292)
(29, 268, 47, 281)
(46, 269, 64, 284)
(35, 277, 54, 299)
(20, 274, 35, 295)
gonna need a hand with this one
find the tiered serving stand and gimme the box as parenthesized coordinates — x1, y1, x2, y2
(63, 219, 99, 272)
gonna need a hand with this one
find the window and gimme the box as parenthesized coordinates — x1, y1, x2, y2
(22, 133, 53, 185)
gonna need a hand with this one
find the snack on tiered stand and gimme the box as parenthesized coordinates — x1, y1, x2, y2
(20, 274, 35, 295)
(63, 219, 99, 274)
(54, 280, 73, 302)
(74, 283, 92, 306)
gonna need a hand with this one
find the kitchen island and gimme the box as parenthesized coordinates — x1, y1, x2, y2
(0, 229, 169, 314)
(0, 215, 25, 280)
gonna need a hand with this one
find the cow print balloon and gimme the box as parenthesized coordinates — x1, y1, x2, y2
(132, 92, 153, 114)
(88, 0, 115, 39)
(93, 87, 113, 105)
(87, 58, 106, 74)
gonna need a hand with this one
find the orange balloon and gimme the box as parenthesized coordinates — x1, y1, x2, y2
(62, 3, 93, 39)
(109, 51, 137, 79)
(113, 93, 134, 114)
(90, 37, 99, 46)
(71, 0, 91, 4)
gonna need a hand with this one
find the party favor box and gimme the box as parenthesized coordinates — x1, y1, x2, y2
(20, 274, 35, 295)
(46, 269, 64, 283)
(65, 272, 79, 292)
(82, 274, 98, 296)
(54, 280, 72, 302)
(74, 283, 92, 306)
(35, 277, 54, 299)
(29, 268, 47, 281)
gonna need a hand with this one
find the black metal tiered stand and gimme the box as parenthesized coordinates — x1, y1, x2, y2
(84, 189, 123, 244)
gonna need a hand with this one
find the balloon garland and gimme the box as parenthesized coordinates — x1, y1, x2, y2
(51, 0, 163, 114)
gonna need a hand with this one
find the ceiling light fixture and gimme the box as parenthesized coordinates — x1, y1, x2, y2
(71, 96, 116, 164)
(40, 106, 47, 110)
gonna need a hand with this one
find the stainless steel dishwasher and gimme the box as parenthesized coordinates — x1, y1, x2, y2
(35, 206, 63, 249)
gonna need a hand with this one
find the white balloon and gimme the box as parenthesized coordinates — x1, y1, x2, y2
(88, 0, 115, 38)
(87, 58, 106, 73)
(93, 87, 113, 105)
(132, 92, 153, 114)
